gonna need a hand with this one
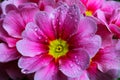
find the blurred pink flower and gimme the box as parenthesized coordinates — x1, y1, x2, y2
(80, 0, 105, 16)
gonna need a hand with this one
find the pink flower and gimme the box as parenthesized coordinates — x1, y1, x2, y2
(101, 1, 120, 17)
(108, 8, 120, 39)
(80, 0, 105, 16)
(82, 40, 120, 80)
(96, 1, 120, 33)
(0, 19, 20, 62)
(70, 23, 120, 80)
(0, 3, 39, 62)
(3, 3, 39, 38)
(17, 4, 101, 80)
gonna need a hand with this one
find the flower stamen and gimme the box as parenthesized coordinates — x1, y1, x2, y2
(49, 39, 69, 59)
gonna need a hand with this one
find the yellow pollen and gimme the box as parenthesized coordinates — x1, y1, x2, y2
(85, 10, 92, 16)
(48, 39, 69, 59)
(55, 45, 63, 53)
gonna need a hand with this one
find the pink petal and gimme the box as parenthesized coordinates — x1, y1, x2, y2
(62, 0, 86, 13)
(69, 35, 101, 58)
(35, 11, 56, 40)
(87, 0, 104, 12)
(18, 54, 53, 74)
(58, 49, 90, 78)
(22, 22, 47, 43)
(18, 3, 39, 23)
(116, 40, 120, 50)
(3, 10, 25, 38)
(81, 35, 101, 58)
(16, 39, 48, 57)
(1, 0, 13, 14)
(5, 4, 17, 13)
(101, 1, 120, 15)
(68, 49, 90, 70)
(109, 24, 120, 38)
(34, 62, 57, 80)
(53, 4, 69, 38)
(87, 63, 115, 80)
(0, 20, 18, 47)
(61, 5, 80, 40)
(68, 71, 90, 80)
(0, 43, 20, 62)
(59, 56, 86, 78)
(95, 9, 107, 26)
(79, 71, 90, 80)
(38, 0, 56, 10)
(92, 46, 120, 72)
(96, 23, 113, 47)
(78, 17, 97, 37)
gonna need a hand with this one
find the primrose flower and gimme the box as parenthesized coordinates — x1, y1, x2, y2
(69, 22, 119, 80)
(0, 18, 20, 62)
(82, 40, 120, 80)
(17, 4, 101, 80)
(80, 0, 105, 16)
(80, 28, 120, 80)
(0, 2, 39, 63)
(3, 3, 39, 38)
(108, 8, 120, 39)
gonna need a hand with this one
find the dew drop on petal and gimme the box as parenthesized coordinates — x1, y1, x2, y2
(42, 13, 46, 16)
(34, 27, 38, 31)
(57, 9, 60, 13)
(56, 18, 59, 22)
(38, 36, 42, 39)
(45, 39, 48, 42)
(75, 56, 77, 59)
(59, 22, 62, 25)
(70, 16, 73, 19)
(68, 12, 71, 15)
(21, 69, 29, 74)
(70, 63, 74, 67)
(75, 19, 78, 22)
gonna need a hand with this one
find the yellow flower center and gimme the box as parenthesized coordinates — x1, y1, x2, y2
(49, 39, 69, 59)
(85, 10, 93, 16)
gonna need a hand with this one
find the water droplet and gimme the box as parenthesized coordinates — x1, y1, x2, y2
(72, 5, 76, 9)
(78, 68, 81, 71)
(68, 12, 72, 15)
(59, 22, 62, 25)
(57, 9, 60, 13)
(75, 56, 77, 59)
(21, 69, 29, 74)
(45, 39, 48, 42)
(77, 62, 80, 65)
(56, 18, 59, 22)
(34, 27, 38, 31)
(75, 19, 78, 22)
(70, 64, 73, 67)
(42, 13, 46, 16)
(38, 36, 42, 39)
(70, 16, 73, 19)
(75, 12, 78, 15)
(76, 59, 79, 62)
